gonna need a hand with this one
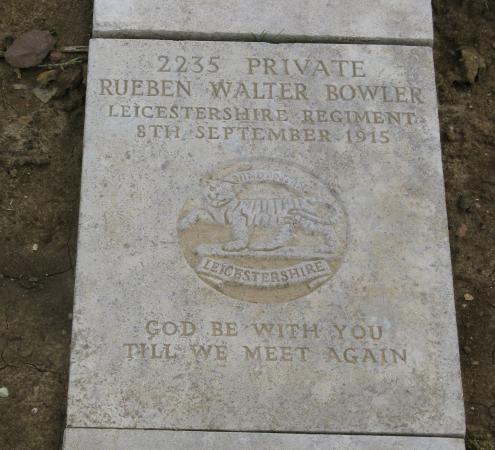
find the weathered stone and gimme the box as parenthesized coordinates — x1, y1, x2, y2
(93, 0, 433, 46)
(5, 30, 55, 69)
(67, 39, 464, 437)
(32, 87, 58, 104)
(64, 429, 465, 449)
(458, 47, 486, 84)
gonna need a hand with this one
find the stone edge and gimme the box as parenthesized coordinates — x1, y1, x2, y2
(63, 428, 465, 449)
(92, 28, 434, 47)
(91, 0, 433, 47)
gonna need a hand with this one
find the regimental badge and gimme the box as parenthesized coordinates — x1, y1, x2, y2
(178, 158, 348, 303)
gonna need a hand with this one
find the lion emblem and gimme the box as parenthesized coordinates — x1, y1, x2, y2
(177, 159, 348, 303)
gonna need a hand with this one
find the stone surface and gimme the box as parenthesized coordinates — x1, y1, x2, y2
(93, 0, 433, 46)
(67, 39, 464, 436)
(63, 429, 465, 449)
(5, 30, 56, 69)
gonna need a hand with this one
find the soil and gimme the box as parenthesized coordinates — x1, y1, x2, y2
(0, 0, 494, 448)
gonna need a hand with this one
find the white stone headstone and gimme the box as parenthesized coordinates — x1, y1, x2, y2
(93, 0, 433, 45)
(65, 39, 464, 445)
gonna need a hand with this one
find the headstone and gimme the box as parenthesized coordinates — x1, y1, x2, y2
(64, 38, 464, 447)
(64, 429, 466, 449)
(93, 0, 433, 46)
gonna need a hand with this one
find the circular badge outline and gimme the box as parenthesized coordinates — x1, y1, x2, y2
(177, 156, 350, 303)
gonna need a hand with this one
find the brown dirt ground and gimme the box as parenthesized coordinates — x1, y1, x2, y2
(0, 0, 494, 449)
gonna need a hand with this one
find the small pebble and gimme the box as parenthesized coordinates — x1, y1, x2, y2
(31, 407, 38, 415)
(32, 243, 39, 251)
(456, 223, 468, 238)
(0, 387, 9, 398)
(49, 51, 64, 63)
(32, 86, 58, 104)
(444, 124, 456, 142)
(457, 195, 472, 212)
(459, 47, 486, 84)
(36, 69, 58, 88)
(464, 293, 474, 301)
